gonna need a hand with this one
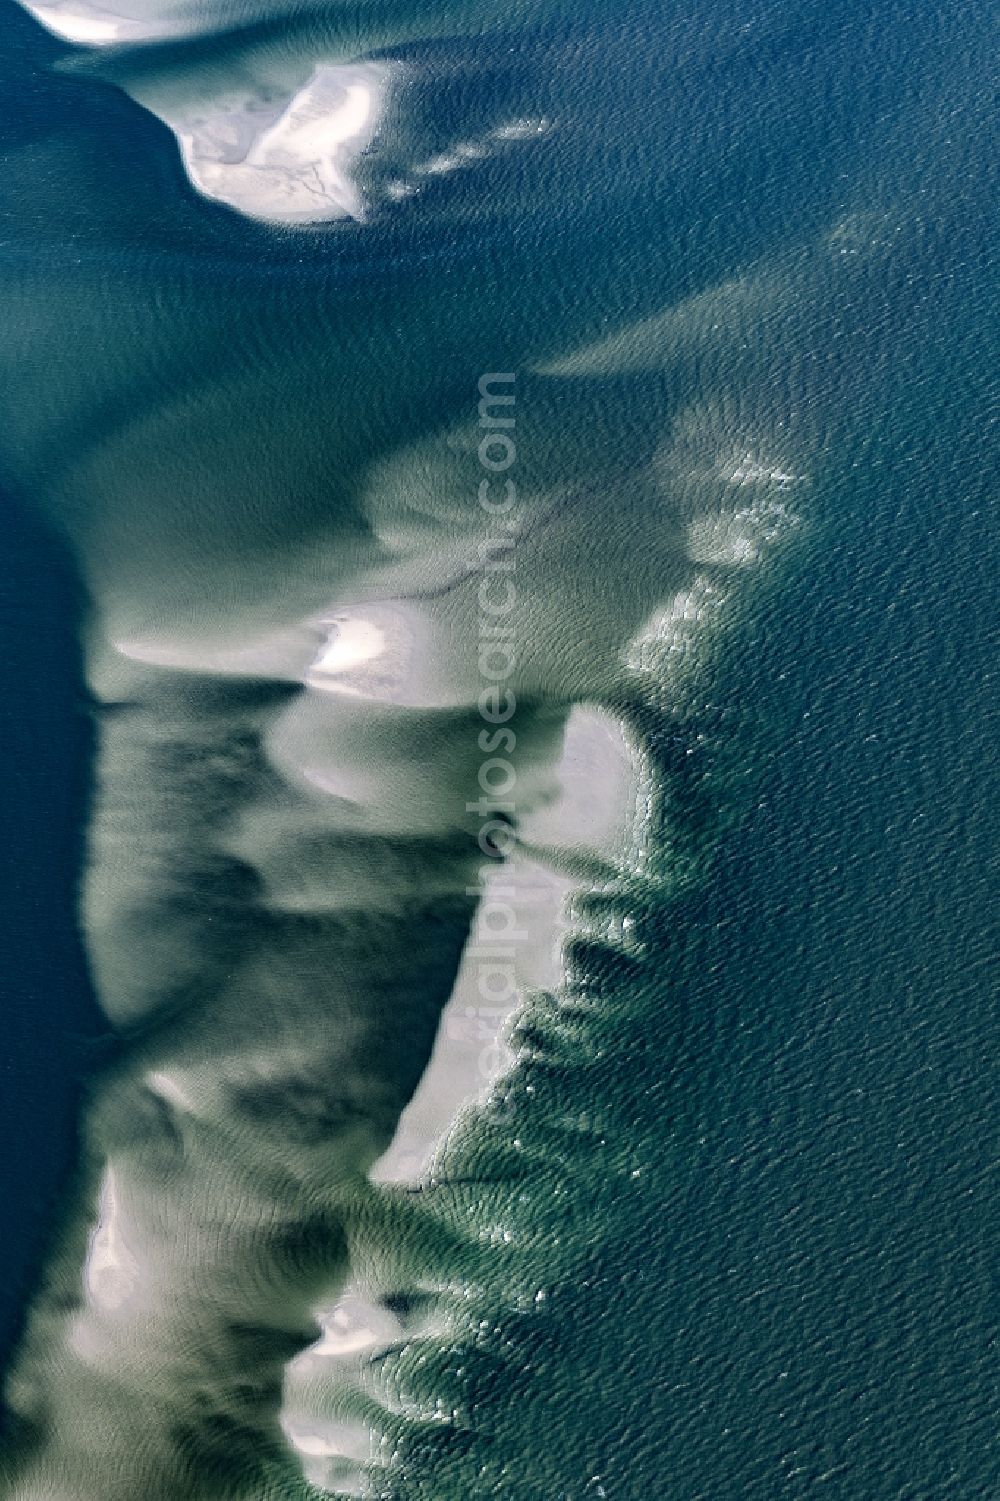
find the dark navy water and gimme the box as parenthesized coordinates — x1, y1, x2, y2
(0, 497, 104, 1380)
(0, 0, 996, 1495)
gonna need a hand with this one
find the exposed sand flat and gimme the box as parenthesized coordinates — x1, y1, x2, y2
(82, 1169, 139, 1313)
(368, 707, 640, 1184)
(15, 0, 183, 43)
(278, 708, 640, 1485)
(15, 3, 389, 224)
(176, 64, 389, 224)
(305, 607, 414, 699)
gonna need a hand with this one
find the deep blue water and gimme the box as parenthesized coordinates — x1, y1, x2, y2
(0, 497, 104, 1381)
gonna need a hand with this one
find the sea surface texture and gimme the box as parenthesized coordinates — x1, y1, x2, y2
(0, 0, 996, 1498)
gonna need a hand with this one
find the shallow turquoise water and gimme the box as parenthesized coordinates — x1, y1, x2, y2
(0, 0, 996, 1496)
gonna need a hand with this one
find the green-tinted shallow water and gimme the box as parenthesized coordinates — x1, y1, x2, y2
(0, 0, 996, 1496)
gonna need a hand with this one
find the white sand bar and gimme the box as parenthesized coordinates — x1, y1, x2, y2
(14, 0, 191, 44)
(15, 1, 390, 225)
(177, 64, 388, 224)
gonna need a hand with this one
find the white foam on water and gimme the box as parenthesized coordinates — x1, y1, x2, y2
(490, 116, 552, 141)
(687, 497, 798, 566)
(725, 452, 805, 487)
(414, 152, 464, 176)
(379, 116, 552, 204)
(624, 577, 726, 679)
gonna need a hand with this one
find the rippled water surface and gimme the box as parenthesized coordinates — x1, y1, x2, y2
(0, 0, 996, 1497)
